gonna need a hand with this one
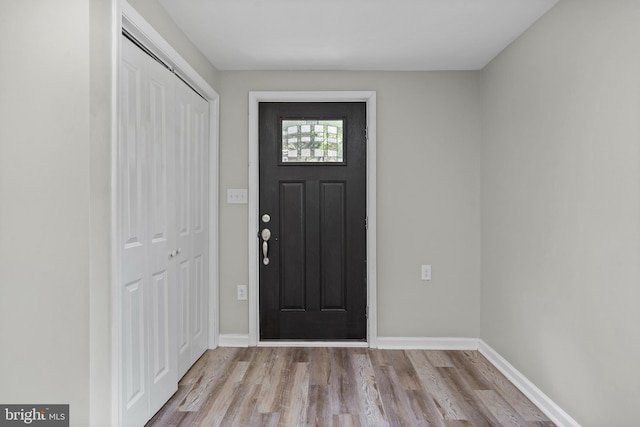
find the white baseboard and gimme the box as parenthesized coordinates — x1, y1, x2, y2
(219, 335, 478, 350)
(258, 341, 369, 348)
(478, 340, 581, 427)
(218, 333, 250, 347)
(377, 337, 479, 350)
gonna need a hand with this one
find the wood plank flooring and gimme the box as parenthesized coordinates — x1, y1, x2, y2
(146, 347, 555, 427)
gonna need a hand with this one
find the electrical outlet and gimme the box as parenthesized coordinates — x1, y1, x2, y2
(237, 285, 247, 300)
(421, 265, 432, 281)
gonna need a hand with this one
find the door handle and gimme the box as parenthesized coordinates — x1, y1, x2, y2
(261, 228, 271, 265)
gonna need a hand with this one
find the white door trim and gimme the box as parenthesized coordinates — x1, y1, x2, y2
(248, 91, 377, 347)
(112, 3, 220, 425)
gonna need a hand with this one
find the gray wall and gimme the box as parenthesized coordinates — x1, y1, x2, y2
(480, 1, 640, 425)
(1, 1, 220, 426)
(218, 71, 482, 338)
(1, 2, 92, 426)
(128, 0, 220, 88)
(6, 0, 638, 425)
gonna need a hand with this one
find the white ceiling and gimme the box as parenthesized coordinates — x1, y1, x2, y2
(158, 0, 559, 71)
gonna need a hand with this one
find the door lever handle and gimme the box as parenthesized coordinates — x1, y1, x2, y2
(262, 241, 269, 265)
(261, 228, 271, 265)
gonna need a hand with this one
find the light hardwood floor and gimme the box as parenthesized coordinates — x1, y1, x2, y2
(146, 347, 555, 426)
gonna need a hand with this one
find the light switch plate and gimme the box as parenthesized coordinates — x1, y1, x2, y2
(237, 285, 247, 300)
(227, 189, 248, 204)
(421, 265, 432, 281)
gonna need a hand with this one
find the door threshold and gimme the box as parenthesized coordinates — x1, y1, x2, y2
(257, 340, 369, 348)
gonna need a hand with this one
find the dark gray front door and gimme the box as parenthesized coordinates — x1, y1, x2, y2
(259, 102, 367, 340)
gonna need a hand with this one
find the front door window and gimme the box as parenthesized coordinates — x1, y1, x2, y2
(281, 119, 344, 163)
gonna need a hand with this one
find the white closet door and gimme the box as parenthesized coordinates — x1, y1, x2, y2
(176, 83, 210, 377)
(190, 93, 210, 364)
(175, 82, 192, 377)
(119, 36, 177, 426)
(119, 37, 150, 427)
(145, 48, 178, 416)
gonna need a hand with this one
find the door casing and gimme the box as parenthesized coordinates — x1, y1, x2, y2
(248, 91, 377, 347)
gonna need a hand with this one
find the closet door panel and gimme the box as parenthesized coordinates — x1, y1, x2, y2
(191, 94, 210, 362)
(176, 87, 210, 375)
(175, 83, 194, 378)
(146, 53, 177, 415)
(123, 279, 146, 411)
(119, 36, 150, 427)
(150, 271, 170, 380)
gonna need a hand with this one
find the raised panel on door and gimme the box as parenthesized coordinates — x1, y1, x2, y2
(192, 255, 205, 350)
(150, 271, 170, 381)
(319, 181, 347, 310)
(123, 279, 146, 411)
(280, 182, 306, 310)
(177, 258, 191, 375)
